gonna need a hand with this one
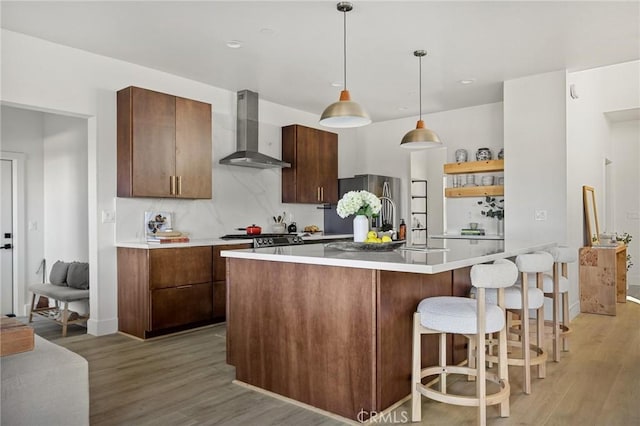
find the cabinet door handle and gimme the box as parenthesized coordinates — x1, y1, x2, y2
(170, 176, 176, 195)
(320, 186, 324, 201)
(177, 176, 182, 195)
(176, 285, 192, 289)
(317, 187, 320, 201)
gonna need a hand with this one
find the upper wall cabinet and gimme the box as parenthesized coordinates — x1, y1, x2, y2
(117, 86, 212, 199)
(281, 124, 338, 204)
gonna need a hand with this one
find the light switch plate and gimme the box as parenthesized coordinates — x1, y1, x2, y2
(102, 210, 116, 223)
(534, 209, 547, 221)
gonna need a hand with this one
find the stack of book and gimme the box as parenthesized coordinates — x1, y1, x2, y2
(460, 228, 485, 236)
(146, 231, 190, 244)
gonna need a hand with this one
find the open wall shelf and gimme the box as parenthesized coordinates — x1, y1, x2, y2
(443, 159, 504, 198)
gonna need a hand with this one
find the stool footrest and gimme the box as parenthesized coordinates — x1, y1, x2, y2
(486, 340, 547, 366)
(417, 365, 510, 407)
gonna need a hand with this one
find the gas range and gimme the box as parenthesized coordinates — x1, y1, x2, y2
(220, 233, 305, 248)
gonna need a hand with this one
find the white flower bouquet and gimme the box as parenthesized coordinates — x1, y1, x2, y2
(336, 190, 382, 218)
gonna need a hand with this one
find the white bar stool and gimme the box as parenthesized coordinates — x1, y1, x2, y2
(472, 253, 553, 394)
(545, 247, 576, 360)
(411, 260, 518, 425)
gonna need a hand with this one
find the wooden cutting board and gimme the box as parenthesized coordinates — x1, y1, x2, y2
(1, 317, 35, 356)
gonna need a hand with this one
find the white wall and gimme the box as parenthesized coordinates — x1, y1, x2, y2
(503, 70, 568, 246)
(1, 30, 357, 334)
(610, 118, 640, 285)
(1, 106, 45, 287)
(43, 114, 89, 262)
(565, 61, 640, 314)
(356, 102, 504, 243)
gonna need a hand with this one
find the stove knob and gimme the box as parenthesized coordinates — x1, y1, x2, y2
(255, 238, 262, 246)
(268, 238, 274, 245)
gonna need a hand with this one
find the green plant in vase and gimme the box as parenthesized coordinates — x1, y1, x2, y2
(478, 196, 504, 220)
(616, 232, 633, 271)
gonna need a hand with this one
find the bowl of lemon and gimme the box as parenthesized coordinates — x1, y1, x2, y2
(325, 231, 406, 252)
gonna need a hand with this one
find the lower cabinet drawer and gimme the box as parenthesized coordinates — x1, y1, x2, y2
(150, 282, 213, 331)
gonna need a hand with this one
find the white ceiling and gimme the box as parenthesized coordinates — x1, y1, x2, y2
(2, 1, 639, 123)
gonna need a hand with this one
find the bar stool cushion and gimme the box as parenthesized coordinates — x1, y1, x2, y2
(547, 246, 577, 264)
(471, 285, 545, 309)
(417, 296, 505, 335)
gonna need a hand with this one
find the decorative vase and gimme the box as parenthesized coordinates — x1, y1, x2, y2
(353, 215, 369, 242)
(497, 219, 504, 236)
(476, 148, 492, 161)
(455, 149, 468, 162)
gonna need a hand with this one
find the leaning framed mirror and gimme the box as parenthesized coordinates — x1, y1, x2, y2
(582, 185, 600, 246)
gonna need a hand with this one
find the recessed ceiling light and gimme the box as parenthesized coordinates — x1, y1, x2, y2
(260, 28, 275, 36)
(459, 79, 476, 85)
(226, 40, 243, 49)
(331, 81, 343, 88)
(398, 106, 409, 111)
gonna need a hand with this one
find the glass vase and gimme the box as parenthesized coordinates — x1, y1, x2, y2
(353, 215, 369, 242)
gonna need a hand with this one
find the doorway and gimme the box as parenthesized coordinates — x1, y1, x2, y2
(1, 105, 89, 318)
(1, 159, 14, 315)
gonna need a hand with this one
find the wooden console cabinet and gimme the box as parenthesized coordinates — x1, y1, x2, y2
(117, 86, 212, 199)
(579, 244, 627, 316)
(281, 124, 338, 204)
(118, 246, 213, 338)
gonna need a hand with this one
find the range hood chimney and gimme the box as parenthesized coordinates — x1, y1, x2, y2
(219, 90, 291, 169)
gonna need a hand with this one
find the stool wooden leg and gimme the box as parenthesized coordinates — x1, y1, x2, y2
(536, 306, 546, 378)
(476, 294, 487, 426)
(440, 332, 447, 394)
(562, 292, 570, 352)
(411, 313, 422, 422)
(62, 302, 69, 337)
(29, 293, 37, 322)
(552, 263, 561, 362)
(467, 335, 476, 381)
(498, 322, 510, 417)
(521, 272, 532, 394)
(536, 273, 546, 378)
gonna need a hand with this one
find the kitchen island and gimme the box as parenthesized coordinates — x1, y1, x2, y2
(222, 239, 553, 421)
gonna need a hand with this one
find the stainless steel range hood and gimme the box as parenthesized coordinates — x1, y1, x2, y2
(219, 90, 291, 169)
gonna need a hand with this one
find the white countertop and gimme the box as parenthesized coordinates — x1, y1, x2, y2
(115, 233, 352, 249)
(430, 234, 504, 240)
(221, 239, 555, 274)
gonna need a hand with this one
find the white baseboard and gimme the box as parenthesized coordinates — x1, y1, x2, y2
(87, 317, 118, 336)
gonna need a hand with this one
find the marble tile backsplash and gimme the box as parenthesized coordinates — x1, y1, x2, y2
(115, 165, 325, 242)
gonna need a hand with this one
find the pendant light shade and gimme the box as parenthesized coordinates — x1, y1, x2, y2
(400, 50, 441, 149)
(320, 2, 371, 128)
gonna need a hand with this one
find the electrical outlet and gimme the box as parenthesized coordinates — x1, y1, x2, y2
(534, 209, 547, 221)
(102, 210, 116, 223)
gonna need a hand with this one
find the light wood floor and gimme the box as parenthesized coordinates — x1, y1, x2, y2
(26, 298, 640, 425)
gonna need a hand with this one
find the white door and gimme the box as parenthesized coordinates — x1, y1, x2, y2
(1, 159, 14, 315)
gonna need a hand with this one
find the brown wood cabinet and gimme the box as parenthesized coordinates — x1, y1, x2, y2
(282, 124, 338, 204)
(117, 86, 212, 199)
(117, 246, 214, 339)
(212, 243, 252, 321)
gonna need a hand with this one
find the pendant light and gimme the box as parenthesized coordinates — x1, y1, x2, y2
(400, 50, 441, 149)
(320, 2, 371, 128)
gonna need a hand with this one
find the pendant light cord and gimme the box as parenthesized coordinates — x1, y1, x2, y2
(343, 8, 347, 91)
(418, 54, 422, 121)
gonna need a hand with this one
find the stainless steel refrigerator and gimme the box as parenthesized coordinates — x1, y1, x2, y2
(323, 174, 402, 235)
